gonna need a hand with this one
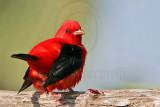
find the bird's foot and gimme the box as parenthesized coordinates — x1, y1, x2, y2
(45, 88, 49, 95)
(68, 88, 78, 94)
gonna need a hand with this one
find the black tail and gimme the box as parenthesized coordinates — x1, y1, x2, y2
(18, 78, 32, 94)
(18, 67, 32, 94)
(11, 54, 39, 61)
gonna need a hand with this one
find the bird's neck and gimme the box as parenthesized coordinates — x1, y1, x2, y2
(54, 35, 82, 45)
(67, 36, 82, 45)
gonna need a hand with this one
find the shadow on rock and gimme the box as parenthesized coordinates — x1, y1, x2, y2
(31, 91, 40, 107)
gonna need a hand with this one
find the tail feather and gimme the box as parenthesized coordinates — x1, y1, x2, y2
(18, 67, 32, 94)
(23, 67, 30, 80)
(18, 78, 32, 94)
(11, 54, 39, 61)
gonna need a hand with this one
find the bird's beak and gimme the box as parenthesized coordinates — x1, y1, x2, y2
(73, 29, 85, 36)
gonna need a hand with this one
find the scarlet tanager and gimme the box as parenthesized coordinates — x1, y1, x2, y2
(11, 20, 87, 94)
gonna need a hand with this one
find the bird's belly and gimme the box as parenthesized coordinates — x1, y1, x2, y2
(30, 68, 83, 93)
(47, 68, 83, 92)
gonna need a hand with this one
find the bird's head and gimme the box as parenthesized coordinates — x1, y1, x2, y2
(54, 20, 85, 45)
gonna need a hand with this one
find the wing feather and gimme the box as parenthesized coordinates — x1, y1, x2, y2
(42, 44, 82, 88)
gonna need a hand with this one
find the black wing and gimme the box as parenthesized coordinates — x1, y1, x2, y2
(11, 54, 39, 61)
(42, 44, 82, 88)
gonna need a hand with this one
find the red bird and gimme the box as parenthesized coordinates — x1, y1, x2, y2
(11, 20, 87, 94)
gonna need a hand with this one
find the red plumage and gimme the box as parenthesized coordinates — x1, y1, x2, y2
(12, 20, 87, 94)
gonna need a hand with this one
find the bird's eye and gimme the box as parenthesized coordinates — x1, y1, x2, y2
(65, 29, 69, 33)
